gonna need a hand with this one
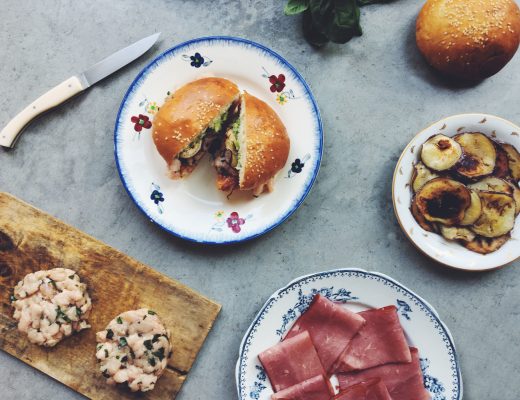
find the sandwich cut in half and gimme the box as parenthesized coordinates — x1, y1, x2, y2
(153, 77, 241, 179)
(153, 78, 290, 196)
(212, 92, 290, 195)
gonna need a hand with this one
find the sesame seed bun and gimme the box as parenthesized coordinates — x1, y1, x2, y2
(416, 0, 520, 81)
(153, 77, 239, 165)
(239, 92, 290, 191)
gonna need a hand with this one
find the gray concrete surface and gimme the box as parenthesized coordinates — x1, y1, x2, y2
(1, 1, 519, 399)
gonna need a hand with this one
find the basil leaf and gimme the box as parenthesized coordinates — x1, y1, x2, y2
(327, 0, 362, 43)
(357, 0, 391, 5)
(302, 9, 329, 47)
(285, 0, 309, 15)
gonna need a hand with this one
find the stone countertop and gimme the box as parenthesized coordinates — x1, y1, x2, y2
(1, 1, 519, 399)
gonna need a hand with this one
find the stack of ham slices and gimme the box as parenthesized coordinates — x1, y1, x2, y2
(258, 295, 430, 400)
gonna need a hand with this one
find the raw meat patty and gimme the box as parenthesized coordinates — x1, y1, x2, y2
(96, 308, 172, 392)
(11, 268, 92, 347)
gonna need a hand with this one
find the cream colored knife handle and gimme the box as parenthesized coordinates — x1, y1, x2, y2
(0, 76, 85, 148)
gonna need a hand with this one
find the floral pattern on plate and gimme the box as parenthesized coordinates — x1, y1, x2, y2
(114, 36, 323, 244)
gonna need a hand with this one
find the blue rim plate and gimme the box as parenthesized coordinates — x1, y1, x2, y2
(114, 36, 323, 244)
(235, 268, 462, 400)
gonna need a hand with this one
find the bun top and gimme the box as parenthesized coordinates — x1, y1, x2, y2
(416, 0, 520, 80)
(153, 77, 239, 165)
(240, 92, 290, 190)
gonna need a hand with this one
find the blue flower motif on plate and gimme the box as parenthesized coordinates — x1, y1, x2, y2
(397, 299, 412, 320)
(421, 358, 447, 400)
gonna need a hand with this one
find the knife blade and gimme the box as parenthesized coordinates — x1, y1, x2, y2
(0, 32, 161, 148)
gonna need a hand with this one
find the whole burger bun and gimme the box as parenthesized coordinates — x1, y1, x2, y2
(416, 0, 520, 81)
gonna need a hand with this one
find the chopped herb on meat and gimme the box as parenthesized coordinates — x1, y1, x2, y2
(152, 347, 165, 361)
(106, 329, 114, 340)
(56, 307, 71, 323)
(102, 370, 110, 378)
(148, 357, 156, 367)
(68, 274, 75, 279)
(49, 279, 59, 290)
(144, 340, 153, 350)
(152, 334, 161, 343)
(75, 307, 82, 318)
(118, 337, 128, 348)
(116, 317, 123, 324)
(121, 355, 128, 363)
(9, 295, 16, 302)
(147, 310, 156, 315)
(104, 349, 109, 358)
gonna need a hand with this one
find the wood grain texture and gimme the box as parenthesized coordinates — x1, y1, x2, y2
(0, 192, 221, 399)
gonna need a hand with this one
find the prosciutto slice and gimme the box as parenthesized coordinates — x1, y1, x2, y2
(334, 306, 411, 372)
(284, 295, 365, 372)
(271, 375, 333, 400)
(337, 348, 430, 400)
(259, 331, 326, 392)
(334, 379, 393, 400)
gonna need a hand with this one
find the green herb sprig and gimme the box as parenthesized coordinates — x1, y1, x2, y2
(284, 0, 392, 47)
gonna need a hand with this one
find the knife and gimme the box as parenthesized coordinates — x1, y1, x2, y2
(0, 32, 161, 148)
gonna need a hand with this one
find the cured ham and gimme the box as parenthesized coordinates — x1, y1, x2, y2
(334, 306, 411, 372)
(284, 295, 366, 372)
(337, 348, 430, 400)
(259, 331, 326, 392)
(334, 379, 392, 400)
(271, 375, 334, 400)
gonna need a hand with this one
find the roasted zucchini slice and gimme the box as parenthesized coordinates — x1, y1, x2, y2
(471, 191, 516, 238)
(411, 196, 436, 232)
(454, 132, 497, 179)
(464, 234, 511, 255)
(469, 177, 513, 195)
(469, 177, 520, 216)
(494, 144, 511, 178)
(420, 134, 462, 171)
(513, 183, 520, 217)
(179, 138, 202, 159)
(460, 190, 482, 226)
(502, 143, 520, 181)
(416, 178, 471, 225)
(411, 162, 439, 193)
(439, 225, 476, 242)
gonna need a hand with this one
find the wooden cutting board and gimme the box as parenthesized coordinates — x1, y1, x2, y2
(0, 192, 221, 399)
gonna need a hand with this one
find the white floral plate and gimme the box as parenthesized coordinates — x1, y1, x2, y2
(114, 37, 322, 244)
(393, 113, 520, 271)
(235, 268, 462, 400)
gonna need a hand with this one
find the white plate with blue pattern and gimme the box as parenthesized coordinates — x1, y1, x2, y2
(235, 268, 462, 400)
(114, 36, 322, 244)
